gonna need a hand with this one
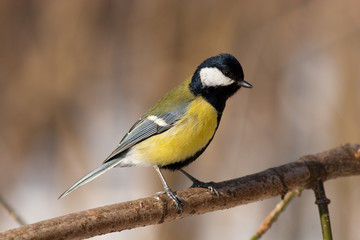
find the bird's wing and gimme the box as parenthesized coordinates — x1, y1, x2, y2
(103, 106, 187, 162)
(58, 107, 188, 199)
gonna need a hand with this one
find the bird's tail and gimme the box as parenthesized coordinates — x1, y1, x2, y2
(58, 159, 122, 199)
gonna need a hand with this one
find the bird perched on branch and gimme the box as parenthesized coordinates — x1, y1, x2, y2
(59, 53, 252, 212)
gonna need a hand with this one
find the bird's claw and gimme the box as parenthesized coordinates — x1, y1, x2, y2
(156, 189, 183, 213)
(166, 189, 183, 213)
(190, 180, 220, 197)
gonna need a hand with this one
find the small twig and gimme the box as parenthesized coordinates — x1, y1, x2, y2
(0, 194, 27, 226)
(313, 180, 333, 240)
(251, 189, 302, 240)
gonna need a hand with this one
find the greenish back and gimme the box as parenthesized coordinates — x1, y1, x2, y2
(144, 77, 195, 116)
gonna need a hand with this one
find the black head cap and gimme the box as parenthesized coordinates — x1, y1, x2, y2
(201, 54, 244, 81)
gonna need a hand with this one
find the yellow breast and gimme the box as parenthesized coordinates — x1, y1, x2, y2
(134, 97, 218, 166)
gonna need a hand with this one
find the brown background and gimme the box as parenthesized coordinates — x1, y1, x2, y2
(1, 1, 359, 239)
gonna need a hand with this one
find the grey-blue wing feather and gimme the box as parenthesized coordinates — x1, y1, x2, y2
(104, 107, 186, 162)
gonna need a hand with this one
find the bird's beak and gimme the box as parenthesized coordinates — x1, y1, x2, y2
(239, 80, 252, 88)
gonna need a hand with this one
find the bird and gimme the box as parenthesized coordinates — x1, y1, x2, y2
(58, 53, 252, 212)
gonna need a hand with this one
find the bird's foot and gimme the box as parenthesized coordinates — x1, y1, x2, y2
(156, 188, 183, 213)
(190, 180, 220, 197)
(165, 188, 183, 213)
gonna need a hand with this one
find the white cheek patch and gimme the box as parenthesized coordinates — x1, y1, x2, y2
(147, 115, 169, 127)
(200, 67, 234, 87)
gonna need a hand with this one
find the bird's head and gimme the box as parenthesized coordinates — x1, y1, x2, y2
(190, 54, 252, 111)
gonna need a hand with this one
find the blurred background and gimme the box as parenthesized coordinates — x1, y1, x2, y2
(0, 0, 359, 239)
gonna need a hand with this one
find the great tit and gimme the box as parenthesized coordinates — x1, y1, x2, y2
(59, 53, 252, 212)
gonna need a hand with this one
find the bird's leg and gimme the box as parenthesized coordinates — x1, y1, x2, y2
(154, 166, 183, 213)
(179, 169, 220, 197)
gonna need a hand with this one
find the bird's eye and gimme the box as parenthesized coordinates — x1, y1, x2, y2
(223, 70, 231, 77)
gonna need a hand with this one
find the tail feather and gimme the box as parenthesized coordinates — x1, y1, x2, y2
(58, 159, 122, 199)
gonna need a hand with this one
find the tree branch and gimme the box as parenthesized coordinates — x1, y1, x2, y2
(1, 143, 359, 240)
